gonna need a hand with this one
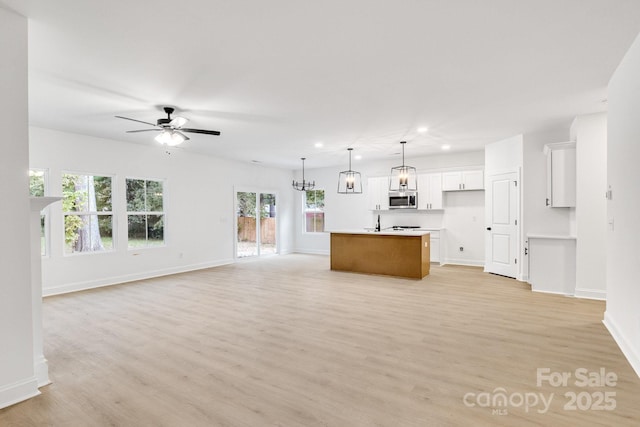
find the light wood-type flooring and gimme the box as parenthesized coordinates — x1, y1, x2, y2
(1, 254, 639, 426)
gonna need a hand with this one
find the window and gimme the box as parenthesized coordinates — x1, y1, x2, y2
(304, 189, 325, 233)
(29, 169, 47, 256)
(62, 173, 113, 254)
(126, 178, 164, 248)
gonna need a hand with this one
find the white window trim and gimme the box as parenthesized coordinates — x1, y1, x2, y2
(62, 172, 115, 256)
(125, 177, 166, 250)
(303, 189, 325, 234)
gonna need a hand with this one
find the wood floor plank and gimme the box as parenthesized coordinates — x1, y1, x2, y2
(1, 254, 639, 426)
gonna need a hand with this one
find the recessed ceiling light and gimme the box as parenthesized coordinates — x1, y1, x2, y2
(354, 154, 362, 160)
(441, 144, 451, 151)
(314, 142, 323, 148)
(417, 126, 428, 133)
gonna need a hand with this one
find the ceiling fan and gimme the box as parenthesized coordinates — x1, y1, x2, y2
(115, 107, 221, 146)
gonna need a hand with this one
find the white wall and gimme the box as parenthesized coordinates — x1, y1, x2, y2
(485, 134, 523, 174)
(0, 6, 39, 409)
(571, 113, 607, 299)
(29, 127, 295, 295)
(604, 32, 640, 377)
(294, 150, 486, 265)
(522, 128, 572, 280)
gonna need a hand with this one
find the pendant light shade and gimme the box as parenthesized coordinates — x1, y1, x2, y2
(337, 148, 362, 194)
(389, 141, 417, 192)
(292, 157, 315, 191)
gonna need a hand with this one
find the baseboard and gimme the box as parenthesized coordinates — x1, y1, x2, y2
(0, 376, 40, 410)
(43, 258, 235, 297)
(603, 312, 640, 378)
(294, 249, 330, 256)
(574, 288, 606, 300)
(34, 355, 51, 387)
(531, 289, 572, 296)
(444, 258, 484, 267)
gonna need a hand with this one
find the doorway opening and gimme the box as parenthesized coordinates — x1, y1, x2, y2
(236, 191, 277, 258)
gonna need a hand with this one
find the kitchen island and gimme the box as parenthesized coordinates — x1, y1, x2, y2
(330, 230, 430, 279)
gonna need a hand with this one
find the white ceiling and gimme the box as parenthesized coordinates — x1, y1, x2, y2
(3, 0, 640, 169)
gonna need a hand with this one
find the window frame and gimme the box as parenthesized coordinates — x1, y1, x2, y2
(61, 171, 115, 256)
(125, 177, 166, 250)
(303, 189, 325, 234)
(29, 168, 50, 257)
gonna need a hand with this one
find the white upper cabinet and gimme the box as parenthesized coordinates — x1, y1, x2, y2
(367, 176, 389, 210)
(417, 173, 443, 210)
(543, 142, 576, 208)
(442, 170, 484, 191)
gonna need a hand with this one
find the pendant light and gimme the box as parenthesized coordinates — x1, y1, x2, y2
(292, 157, 315, 191)
(337, 148, 362, 194)
(389, 141, 417, 193)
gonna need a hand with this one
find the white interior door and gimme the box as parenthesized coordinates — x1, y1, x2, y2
(485, 172, 519, 278)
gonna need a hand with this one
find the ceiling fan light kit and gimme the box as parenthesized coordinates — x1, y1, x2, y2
(155, 129, 187, 146)
(116, 106, 221, 146)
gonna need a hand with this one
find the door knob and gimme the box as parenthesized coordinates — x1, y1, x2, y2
(486, 227, 492, 231)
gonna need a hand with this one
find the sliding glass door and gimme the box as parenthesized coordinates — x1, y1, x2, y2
(236, 191, 277, 258)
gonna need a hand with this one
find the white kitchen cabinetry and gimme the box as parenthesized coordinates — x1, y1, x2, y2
(367, 176, 389, 210)
(417, 173, 443, 210)
(527, 235, 576, 294)
(422, 229, 445, 264)
(543, 142, 576, 208)
(442, 170, 484, 191)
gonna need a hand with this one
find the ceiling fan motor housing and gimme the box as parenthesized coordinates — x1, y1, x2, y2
(158, 106, 175, 126)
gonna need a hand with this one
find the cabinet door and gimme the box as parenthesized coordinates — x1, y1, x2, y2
(430, 237, 440, 263)
(417, 174, 430, 209)
(428, 173, 443, 209)
(544, 143, 576, 208)
(550, 149, 576, 207)
(442, 171, 462, 191)
(377, 176, 389, 210)
(367, 177, 380, 210)
(462, 170, 484, 190)
(368, 177, 389, 210)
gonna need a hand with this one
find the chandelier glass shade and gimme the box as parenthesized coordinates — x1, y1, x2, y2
(389, 141, 417, 193)
(337, 148, 362, 194)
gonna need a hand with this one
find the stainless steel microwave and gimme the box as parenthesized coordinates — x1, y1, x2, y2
(389, 192, 417, 209)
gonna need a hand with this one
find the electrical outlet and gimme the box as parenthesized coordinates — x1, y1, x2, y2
(459, 246, 464, 252)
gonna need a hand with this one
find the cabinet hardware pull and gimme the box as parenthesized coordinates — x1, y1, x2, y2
(545, 198, 550, 206)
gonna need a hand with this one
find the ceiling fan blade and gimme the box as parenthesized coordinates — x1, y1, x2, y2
(170, 116, 188, 128)
(126, 129, 162, 133)
(174, 131, 190, 141)
(115, 115, 158, 127)
(180, 128, 221, 136)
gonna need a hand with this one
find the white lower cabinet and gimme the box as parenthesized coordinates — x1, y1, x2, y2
(423, 229, 444, 264)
